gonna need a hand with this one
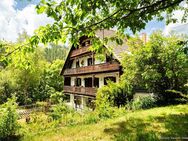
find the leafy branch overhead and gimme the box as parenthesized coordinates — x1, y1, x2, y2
(33, 0, 188, 45)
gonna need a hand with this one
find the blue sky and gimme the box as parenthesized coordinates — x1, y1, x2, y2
(0, 0, 187, 42)
(15, 0, 39, 10)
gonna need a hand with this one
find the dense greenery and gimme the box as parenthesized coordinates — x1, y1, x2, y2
(0, 96, 20, 140)
(0, 34, 68, 105)
(18, 105, 188, 141)
(121, 31, 188, 104)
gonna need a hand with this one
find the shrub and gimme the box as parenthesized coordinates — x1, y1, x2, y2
(96, 80, 133, 118)
(95, 87, 113, 119)
(83, 112, 99, 124)
(159, 90, 188, 105)
(127, 95, 156, 110)
(0, 96, 21, 140)
(49, 100, 68, 120)
(50, 91, 64, 104)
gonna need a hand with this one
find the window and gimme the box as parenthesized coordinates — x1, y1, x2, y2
(81, 42, 86, 47)
(85, 40, 91, 46)
(76, 60, 80, 68)
(104, 77, 116, 85)
(87, 58, 93, 66)
(64, 77, 71, 86)
(94, 78, 99, 88)
(84, 77, 92, 87)
(75, 78, 81, 86)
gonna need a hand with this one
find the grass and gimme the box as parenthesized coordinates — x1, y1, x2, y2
(20, 104, 188, 141)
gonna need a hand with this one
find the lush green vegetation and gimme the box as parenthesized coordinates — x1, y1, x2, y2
(0, 33, 68, 105)
(19, 104, 188, 141)
(33, 0, 187, 50)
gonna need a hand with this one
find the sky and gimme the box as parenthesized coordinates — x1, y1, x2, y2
(0, 0, 187, 42)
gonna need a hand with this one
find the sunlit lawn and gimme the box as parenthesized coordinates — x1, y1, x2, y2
(21, 104, 188, 141)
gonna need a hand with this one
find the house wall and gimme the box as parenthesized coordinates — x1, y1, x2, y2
(69, 72, 119, 87)
(71, 55, 106, 69)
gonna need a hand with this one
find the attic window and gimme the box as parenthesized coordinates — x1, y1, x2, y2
(81, 39, 91, 47)
(81, 42, 86, 47)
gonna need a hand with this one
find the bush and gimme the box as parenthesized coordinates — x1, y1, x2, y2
(127, 95, 156, 110)
(50, 91, 64, 104)
(0, 96, 21, 140)
(159, 90, 188, 105)
(96, 80, 133, 118)
(49, 100, 68, 120)
(83, 112, 99, 124)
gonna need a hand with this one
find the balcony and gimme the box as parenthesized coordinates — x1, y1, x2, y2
(70, 46, 91, 58)
(64, 86, 97, 96)
(63, 62, 120, 76)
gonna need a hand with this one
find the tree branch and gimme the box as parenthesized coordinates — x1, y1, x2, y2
(81, 0, 183, 30)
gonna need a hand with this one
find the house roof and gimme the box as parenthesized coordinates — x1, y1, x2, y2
(96, 29, 129, 60)
(60, 29, 129, 75)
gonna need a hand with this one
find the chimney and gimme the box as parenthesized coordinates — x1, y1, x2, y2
(141, 33, 147, 44)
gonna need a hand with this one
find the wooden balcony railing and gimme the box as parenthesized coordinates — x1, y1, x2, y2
(63, 62, 120, 76)
(64, 86, 97, 96)
(70, 46, 90, 58)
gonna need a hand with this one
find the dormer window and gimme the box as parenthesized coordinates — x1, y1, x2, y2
(81, 39, 91, 47)
(81, 42, 86, 47)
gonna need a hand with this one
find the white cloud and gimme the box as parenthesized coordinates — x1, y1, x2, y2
(164, 3, 188, 35)
(0, 0, 54, 42)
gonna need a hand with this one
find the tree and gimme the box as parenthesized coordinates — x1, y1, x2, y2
(121, 31, 188, 101)
(0, 96, 20, 140)
(31, 0, 188, 47)
(44, 43, 68, 63)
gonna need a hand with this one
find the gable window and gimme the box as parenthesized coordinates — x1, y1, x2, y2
(87, 58, 93, 66)
(104, 77, 116, 85)
(81, 42, 86, 47)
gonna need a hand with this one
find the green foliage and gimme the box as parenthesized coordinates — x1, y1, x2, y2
(0, 34, 66, 105)
(161, 90, 188, 105)
(83, 112, 99, 124)
(33, 0, 186, 50)
(50, 91, 64, 104)
(44, 59, 64, 92)
(96, 80, 133, 107)
(44, 43, 68, 63)
(127, 96, 156, 110)
(121, 31, 188, 104)
(0, 69, 16, 104)
(0, 96, 20, 140)
(49, 100, 68, 120)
